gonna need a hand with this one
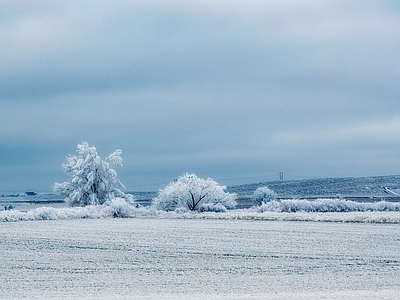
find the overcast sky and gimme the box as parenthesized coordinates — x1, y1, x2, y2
(1, 0, 400, 192)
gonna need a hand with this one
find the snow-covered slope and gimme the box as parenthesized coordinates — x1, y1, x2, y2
(227, 175, 400, 199)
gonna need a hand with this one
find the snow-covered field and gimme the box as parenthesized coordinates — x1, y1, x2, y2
(1, 218, 399, 299)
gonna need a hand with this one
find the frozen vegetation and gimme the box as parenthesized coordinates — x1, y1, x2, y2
(256, 198, 400, 213)
(2, 149, 400, 223)
(252, 186, 276, 206)
(53, 141, 134, 206)
(2, 172, 400, 223)
(1, 198, 400, 223)
(152, 173, 237, 212)
(0, 218, 399, 299)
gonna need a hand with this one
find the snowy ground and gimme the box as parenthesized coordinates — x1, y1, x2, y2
(1, 218, 399, 299)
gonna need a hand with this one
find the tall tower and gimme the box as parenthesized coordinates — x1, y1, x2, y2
(279, 172, 284, 181)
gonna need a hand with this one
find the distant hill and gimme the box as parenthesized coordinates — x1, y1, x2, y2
(227, 175, 400, 199)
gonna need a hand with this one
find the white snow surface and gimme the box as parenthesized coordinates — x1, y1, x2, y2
(0, 218, 399, 299)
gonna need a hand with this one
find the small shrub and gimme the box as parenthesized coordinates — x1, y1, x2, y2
(252, 186, 276, 206)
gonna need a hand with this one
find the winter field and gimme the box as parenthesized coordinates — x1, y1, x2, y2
(1, 175, 400, 299)
(1, 218, 399, 299)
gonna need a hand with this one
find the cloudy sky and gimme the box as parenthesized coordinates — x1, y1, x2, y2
(1, 0, 399, 192)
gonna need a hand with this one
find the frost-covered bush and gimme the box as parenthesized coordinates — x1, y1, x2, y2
(0, 198, 142, 222)
(257, 199, 400, 213)
(252, 186, 276, 206)
(105, 198, 138, 218)
(152, 173, 237, 212)
(199, 203, 228, 213)
(54, 141, 135, 206)
(174, 206, 189, 214)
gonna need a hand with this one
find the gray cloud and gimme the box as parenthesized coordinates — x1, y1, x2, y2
(1, 0, 399, 192)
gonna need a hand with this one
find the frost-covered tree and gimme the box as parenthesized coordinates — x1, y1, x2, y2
(252, 186, 276, 206)
(54, 141, 134, 206)
(152, 173, 237, 212)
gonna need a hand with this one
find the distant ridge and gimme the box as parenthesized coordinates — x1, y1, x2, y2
(227, 175, 400, 200)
